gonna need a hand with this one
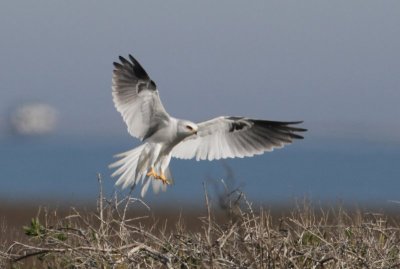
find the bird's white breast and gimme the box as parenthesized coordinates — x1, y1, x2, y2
(145, 117, 179, 145)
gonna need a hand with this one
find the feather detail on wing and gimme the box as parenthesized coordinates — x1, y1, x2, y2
(171, 117, 307, 161)
(112, 55, 170, 140)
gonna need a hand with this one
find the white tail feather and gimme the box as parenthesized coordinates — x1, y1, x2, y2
(140, 177, 152, 197)
(110, 144, 147, 188)
(109, 143, 170, 197)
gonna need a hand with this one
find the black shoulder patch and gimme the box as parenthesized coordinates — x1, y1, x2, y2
(149, 80, 157, 90)
(228, 118, 250, 132)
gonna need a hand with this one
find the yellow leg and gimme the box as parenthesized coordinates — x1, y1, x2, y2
(146, 167, 158, 178)
(156, 173, 171, 185)
(147, 167, 171, 185)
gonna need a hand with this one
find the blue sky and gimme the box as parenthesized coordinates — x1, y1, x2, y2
(1, 1, 399, 144)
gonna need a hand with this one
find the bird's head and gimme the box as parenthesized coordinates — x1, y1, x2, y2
(178, 120, 198, 137)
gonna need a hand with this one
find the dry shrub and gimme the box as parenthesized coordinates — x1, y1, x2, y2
(1, 177, 400, 268)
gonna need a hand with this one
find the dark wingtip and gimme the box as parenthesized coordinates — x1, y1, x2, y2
(284, 120, 304, 125)
(288, 121, 307, 132)
(274, 120, 307, 132)
(113, 54, 151, 80)
(297, 128, 308, 132)
(126, 54, 150, 80)
(118, 55, 127, 62)
(128, 54, 136, 63)
(113, 61, 123, 68)
(290, 133, 305, 139)
(117, 56, 132, 70)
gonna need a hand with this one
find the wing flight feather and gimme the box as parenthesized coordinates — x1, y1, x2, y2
(172, 117, 306, 161)
(112, 55, 170, 140)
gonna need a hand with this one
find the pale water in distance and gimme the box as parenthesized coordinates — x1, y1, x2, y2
(1, 136, 399, 207)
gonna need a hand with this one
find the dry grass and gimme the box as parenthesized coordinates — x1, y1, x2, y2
(1, 178, 400, 268)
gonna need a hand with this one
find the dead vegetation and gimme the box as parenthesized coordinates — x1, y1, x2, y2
(1, 177, 400, 268)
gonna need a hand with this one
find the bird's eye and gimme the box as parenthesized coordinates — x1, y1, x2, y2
(186, 125, 193, 131)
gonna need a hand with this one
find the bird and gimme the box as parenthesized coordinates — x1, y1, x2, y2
(109, 54, 307, 196)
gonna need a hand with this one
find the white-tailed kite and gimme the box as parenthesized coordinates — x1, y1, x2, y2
(110, 55, 306, 196)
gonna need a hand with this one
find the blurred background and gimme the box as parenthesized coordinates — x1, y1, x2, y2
(1, 0, 399, 208)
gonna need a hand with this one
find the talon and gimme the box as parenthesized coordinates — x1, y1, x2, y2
(146, 167, 158, 178)
(156, 173, 171, 185)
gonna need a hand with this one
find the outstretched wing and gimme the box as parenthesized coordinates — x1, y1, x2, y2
(112, 55, 170, 140)
(172, 117, 306, 161)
